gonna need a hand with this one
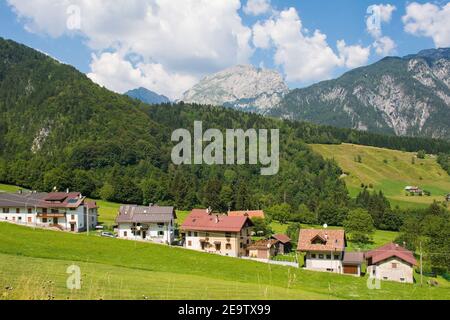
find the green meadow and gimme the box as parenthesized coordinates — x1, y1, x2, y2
(311, 143, 450, 209)
(0, 223, 448, 300)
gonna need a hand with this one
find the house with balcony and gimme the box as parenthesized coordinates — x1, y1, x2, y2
(181, 208, 254, 257)
(116, 205, 176, 244)
(297, 229, 348, 274)
(0, 190, 98, 232)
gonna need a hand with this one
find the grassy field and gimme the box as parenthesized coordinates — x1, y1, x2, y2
(0, 183, 24, 193)
(0, 222, 448, 300)
(311, 143, 450, 209)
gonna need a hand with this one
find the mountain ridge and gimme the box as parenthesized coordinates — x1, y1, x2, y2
(125, 87, 171, 105)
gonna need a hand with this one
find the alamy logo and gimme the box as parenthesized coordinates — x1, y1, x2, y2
(171, 121, 279, 176)
(66, 265, 81, 290)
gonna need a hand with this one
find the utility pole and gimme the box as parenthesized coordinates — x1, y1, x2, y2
(420, 241, 423, 286)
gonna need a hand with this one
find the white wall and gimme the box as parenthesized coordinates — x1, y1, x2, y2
(117, 220, 175, 244)
(368, 257, 414, 283)
(304, 251, 343, 274)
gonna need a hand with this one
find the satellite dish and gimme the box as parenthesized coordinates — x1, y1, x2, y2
(323, 224, 328, 229)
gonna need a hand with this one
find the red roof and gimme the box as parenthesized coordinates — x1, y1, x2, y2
(228, 210, 265, 219)
(366, 243, 417, 266)
(297, 229, 346, 252)
(182, 209, 253, 233)
(272, 234, 291, 244)
(85, 201, 98, 209)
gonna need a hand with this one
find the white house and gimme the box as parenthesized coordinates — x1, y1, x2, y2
(297, 229, 347, 274)
(366, 243, 417, 283)
(0, 190, 98, 232)
(116, 205, 176, 244)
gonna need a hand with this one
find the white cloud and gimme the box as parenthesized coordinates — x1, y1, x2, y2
(337, 40, 371, 68)
(87, 52, 197, 99)
(373, 36, 396, 56)
(7, 0, 253, 99)
(244, 0, 271, 16)
(252, 8, 370, 83)
(403, 2, 450, 48)
(366, 4, 397, 56)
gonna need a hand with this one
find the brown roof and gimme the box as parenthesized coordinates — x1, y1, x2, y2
(297, 229, 346, 252)
(182, 209, 253, 233)
(0, 191, 85, 209)
(85, 201, 98, 210)
(272, 234, 291, 244)
(116, 205, 176, 224)
(248, 239, 279, 250)
(343, 252, 365, 264)
(228, 210, 265, 219)
(366, 243, 417, 266)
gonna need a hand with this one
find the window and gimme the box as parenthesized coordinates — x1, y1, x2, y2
(124, 231, 128, 237)
(28, 208, 32, 214)
(383, 277, 388, 280)
(311, 254, 316, 259)
(2, 208, 9, 213)
(225, 232, 231, 238)
(71, 215, 75, 220)
(334, 255, 340, 260)
(12, 217, 16, 221)
(18, 217, 22, 221)
(240, 243, 243, 249)
(28, 217, 32, 223)
(318, 254, 324, 259)
(42, 218, 47, 223)
(326, 255, 332, 260)
(187, 241, 192, 247)
(392, 263, 398, 269)
(157, 223, 164, 228)
(42, 208, 47, 214)
(400, 278, 405, 282)
(215, 243, 221, 251)
(16, 208, 20, 214)
(226, 244, 232, 250)
(194, 232, 198, 237)
(158, 231, 164, 236)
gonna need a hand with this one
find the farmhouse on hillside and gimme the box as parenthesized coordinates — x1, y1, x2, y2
(0, 190, 98, 232)
(116, 205, 176, 244)
(404, 186, 424, 196)
(366, 243, 417, 284)
(181, 208, 253, 257)
(297, 229, 341, 273)
(228, 210, 265, 220)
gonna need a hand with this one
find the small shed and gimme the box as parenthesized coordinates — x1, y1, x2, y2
(248, 239, 279, 260)
(271, 234, 292, 254)
(342, 252, 364, 276)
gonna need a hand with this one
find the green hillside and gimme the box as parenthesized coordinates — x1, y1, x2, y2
(311, 143, 450, 208)
(0, 223, 448, 300)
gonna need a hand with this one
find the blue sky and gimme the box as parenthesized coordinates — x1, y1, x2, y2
(1, 0, 449, 99)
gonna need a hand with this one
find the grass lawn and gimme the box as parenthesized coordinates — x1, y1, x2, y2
(311, 143, 450, 209)
(1, 223, 448, 300)
(0, 183, 25, 193)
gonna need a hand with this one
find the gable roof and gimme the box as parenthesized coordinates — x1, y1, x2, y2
(116, 205, 176, 224)
(366, 243, 417, 266)
(228, 210, 265, 219)
(272, 234, 291, 244)
(182, 209, 253, 233)
(297, 229, 346, 252)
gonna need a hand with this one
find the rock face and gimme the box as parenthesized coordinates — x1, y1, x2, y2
(271, 48, 450, 139)
(181, 65, 289, 113)
(125, 87, 171, 105)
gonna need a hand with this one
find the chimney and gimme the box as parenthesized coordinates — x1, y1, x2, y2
(18, 189, 22, 194)
(66, 188, 69, 194)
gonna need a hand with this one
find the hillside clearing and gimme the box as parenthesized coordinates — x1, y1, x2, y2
(0, 223, 448, 300)
(311, 143, 450, 208)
